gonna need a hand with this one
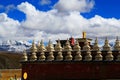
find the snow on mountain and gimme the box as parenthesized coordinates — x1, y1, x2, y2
(0, 40, 32, 52)
(0, 39, 115, 53)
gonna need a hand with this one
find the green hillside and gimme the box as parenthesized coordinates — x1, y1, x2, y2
(0, 51, 22, 69)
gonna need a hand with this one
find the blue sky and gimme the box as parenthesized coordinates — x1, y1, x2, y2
(0, 0, 120, 42)
(0, 0, 58, 21)
(0, 0, 120, 20)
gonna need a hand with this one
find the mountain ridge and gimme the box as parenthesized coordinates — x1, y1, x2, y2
(0, 40, 31, 52)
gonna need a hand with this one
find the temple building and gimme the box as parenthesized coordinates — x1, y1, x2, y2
(56, 32, 92, 49)
(21, 32, 120, 80)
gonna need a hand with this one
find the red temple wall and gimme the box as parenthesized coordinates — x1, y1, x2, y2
(22, 62, 120, 80)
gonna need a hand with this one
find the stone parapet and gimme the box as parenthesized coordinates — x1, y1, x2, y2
(21, 38, 120, 62)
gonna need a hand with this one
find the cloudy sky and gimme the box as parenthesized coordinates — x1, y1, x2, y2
(0, 0, 120, 43)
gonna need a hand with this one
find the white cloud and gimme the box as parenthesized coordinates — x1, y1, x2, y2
(88, 15, 120, 38)
(16, 1, 120, 43)
(0, 13, 20, 40)
(39, 0, 51, 5)
(54, 0, 94, 13)
(17, 2, 85, 35)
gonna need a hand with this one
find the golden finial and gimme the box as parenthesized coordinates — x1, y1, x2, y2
(83, 39, 91, 51)
(66, 38, 70, 45)
(103, 37, 111, 51)
(65, 51, 73, 61)
(64, 39, 73, 61)
(38, 40, 46, 52)
(30, 40, 37, 52)
(30, 51, 37, 61)
(114, 36, 120, 51)
(64, 39, 72, 51)
(47, 39, 54, 52)
(47, 39, 55, 61)
(37, 41, 40, 47)
(93, 37, 100, 51)
(73, 39, 81, 51)
(55, 39, 62, 51)
(95, 49, 103, 61)
(55, 39, 63, 61)
(73, 39, 81, 60)
(83, 32, 86, 38)
(21, 50, 28, 61)
(116, 51, 120, 61)
(30, 40, 37, 61)
(105, 50, 114, 61)
(84, 50, 92, 61)
(56, 51, 63, 61)
(38, 40, 46, 61)
(39, 51, 46, 61)
(74, 51, 82, 61)
(47, 51, 54, 61)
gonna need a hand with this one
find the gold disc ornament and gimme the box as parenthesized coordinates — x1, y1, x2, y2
(23, 72, 27, 80)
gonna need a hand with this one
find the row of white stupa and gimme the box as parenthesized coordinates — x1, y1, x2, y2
(21, 37, 120, 62)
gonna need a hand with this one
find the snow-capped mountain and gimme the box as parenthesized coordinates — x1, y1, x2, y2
(0, 40, 32, 52)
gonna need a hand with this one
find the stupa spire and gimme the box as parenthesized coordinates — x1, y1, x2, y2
(83, 39, 91, 51)
(93, 37, 100, 51)
(47, 39, 54, 61)
(105, 50, 114, 61)
(103, 37, 111, 51)
(84, 50, 92, 61)
(95, 49, 103, 61)
(30, 40, 37, 61)
(73, 39, 81, 51)
(55, 39, 63, 61)
(21, 50, 28, 61)
(114, 36, 120, 51)
(38, 40, 46, 52)
(116, 51, 120, 61)
(47, 39, 54, 52)
(30, 40, 37, 52)
(38, 40, 46, 61)
(74, 39, 82, 61)
(55, 39, 62, 51)
(64, 39, 72, 51)
(64, 39, 72, 61)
